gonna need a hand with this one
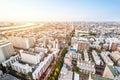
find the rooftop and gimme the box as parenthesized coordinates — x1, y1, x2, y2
(77, 64, 95, 72)
(108, 66, 119, 77)
(58, 64, 73, 80)
(115, 66, 120, 74)
(90, 74, 112, 80)
(0, 41, 10, 46)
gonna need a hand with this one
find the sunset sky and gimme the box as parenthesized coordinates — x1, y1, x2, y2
(0, 0, 120, 21)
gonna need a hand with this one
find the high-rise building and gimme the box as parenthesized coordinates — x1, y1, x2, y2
(20, 50, 44, 64)
(8, 36, 35, 49)
(0, 41, 14, 63)
(109, 42, 118, 51)
(109, 51, 120, 66)
(53, 39, 59, 49)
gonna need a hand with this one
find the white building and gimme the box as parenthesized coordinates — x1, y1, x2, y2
(92, 50, 101, 65)
(58, 65, 73, 80)
(74, 73, 79, 80)
(52, 49, 60, 59)
(100, 52, 114, 65)
(2, 54, 20, 67)
(20, 50, 44, 64)
(0, 41, 14, 63)
(11, 61, 32, 74)
(84, 50, 89, 61)
(32, 54, 54, 80)
(73, 43, 78, 51)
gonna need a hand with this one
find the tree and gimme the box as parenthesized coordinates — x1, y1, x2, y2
(55, 68, 60, 73)
(50, 77, 55, 80)
(72, 66, 80, 73)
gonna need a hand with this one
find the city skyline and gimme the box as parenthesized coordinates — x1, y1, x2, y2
(0, 0, 120, 22)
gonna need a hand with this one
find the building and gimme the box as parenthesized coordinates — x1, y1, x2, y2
(20, 50, 44, 64)
(0, 41, 14, 63)
(77, 61, 95, 74)
(34, 47, 48, 53)
(103, 43, 109, 50)
(11, 61, 32, 74)
(74, 72, 79, 80)
(115, 66, 120, 76)
(100, 52, 114, 65)
(109, 51, 120, 66)
(109, 42, 118, 51)
(84, 50, 89, 61)
(32, 54, 54, 80)
(64, 52, 72, 67)
(105, 38, 119, 51)
(52, 49, 60, 59)
(2, 54, 20, 67)
(58, 64, 73, 80)
(8, 36, 35, 49)
(78, 41, 89, 51)
(89, 74, 112, 80)
(53, 39, 60, 49)
(73, 43, 78, 51)
(92, 50, 101, 65)
(103, 66, 119, 80)
(71, 37, 77, 44)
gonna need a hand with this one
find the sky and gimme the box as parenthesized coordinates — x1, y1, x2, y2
(0, 0, 120, 22)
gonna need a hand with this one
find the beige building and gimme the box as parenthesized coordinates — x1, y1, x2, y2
(110, 51, 120, 66)
(0, 41, 14, 63)
(109, 42, 118, 51)
(78, 41, 89, 51)
(8, 36, 35, 49)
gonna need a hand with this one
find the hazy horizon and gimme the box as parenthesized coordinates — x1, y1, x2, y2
(0, 0, 120, 22)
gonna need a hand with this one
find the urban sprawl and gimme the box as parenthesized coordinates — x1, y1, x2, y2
(0, 22, 120, 80)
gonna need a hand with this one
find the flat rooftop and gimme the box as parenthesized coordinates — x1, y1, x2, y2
(0, 41, 10, 46)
